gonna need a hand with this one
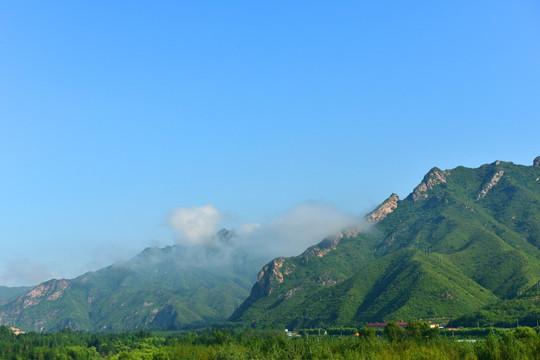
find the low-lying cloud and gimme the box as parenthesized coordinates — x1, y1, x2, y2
(167, 201, 367, 261)
(168, 204, 222, 245)
(237, 201, 366, 258)
(0, 202, 367, 287)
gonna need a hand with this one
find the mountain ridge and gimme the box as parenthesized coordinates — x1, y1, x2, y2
(230, 157, 540, 329)
(0, 237, 266, 332)
(2, 157, 539, 331)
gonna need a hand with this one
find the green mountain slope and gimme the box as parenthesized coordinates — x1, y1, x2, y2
(231, 157, 540, 329)
(0, 234, 265, 332)
(231, 229, 382, 328)
(453, 282, 540, 328)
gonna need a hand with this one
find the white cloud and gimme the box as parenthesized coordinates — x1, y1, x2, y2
(236, 201, 366, 258)
(165, 201, 366, 263)
(168, 204, 223, 245)
(0, 203, 365, 287)
(237, 222, 261, 236)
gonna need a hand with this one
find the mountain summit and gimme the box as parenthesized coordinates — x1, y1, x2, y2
(230, 157, 540, 329)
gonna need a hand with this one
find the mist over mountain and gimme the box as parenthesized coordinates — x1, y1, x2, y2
(0, 232, 265, 332)
(0, 202, 363, 332)
(167, 202, 366, 261)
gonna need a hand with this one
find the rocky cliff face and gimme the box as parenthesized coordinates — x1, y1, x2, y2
(366, 193, 399, 223)
(534, 156, 540, 167)
(229, 227, 369, 322)
(10, 279, 71, 313)
(229, 257, 290, 317)
(311, 228, 363, 253)
(0, 279, 72, 332)
(477, 170, 504, 200)
(247, 228, 362, 299)
(410, 168, 450, 201)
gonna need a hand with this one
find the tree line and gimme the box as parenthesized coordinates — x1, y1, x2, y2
(0, 324, 539, 359)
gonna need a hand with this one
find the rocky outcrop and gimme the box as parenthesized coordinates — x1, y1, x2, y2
(231, 227, 366, 319)
(302, 247, 332, 258)
(477, 170, 504, 200)
(251, 257, 293, 297)
(0, 279, 71, 330)
(411, 168, 450, 201)
(284, 287, 302, 300)
(9, 326, 25, 335)
(314, 272, 340, 287)
(229, 257, 294, 320)
(366, 193, 399, 223)
(12, 279, 71, 310)
(301, 227, 364, 260)
(534, 156, 540, 167)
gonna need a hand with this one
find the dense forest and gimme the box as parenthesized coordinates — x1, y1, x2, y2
(1, 324, 539, 359)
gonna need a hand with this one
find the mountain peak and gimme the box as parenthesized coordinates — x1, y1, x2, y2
(410, 168, 450, 201)
(366, 193, 399, 223)
(217, 228, 233, 243)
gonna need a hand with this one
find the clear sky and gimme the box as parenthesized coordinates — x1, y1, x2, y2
(1, 1, 539, 286)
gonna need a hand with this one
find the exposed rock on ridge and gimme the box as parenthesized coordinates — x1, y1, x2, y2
(366, 193, 399, 223)
(239, 227, 365, 308)
(0, 279, 71, 328)
(254, 257, 289, 296)
(534, 156, 540, 167)
(477, 170, 504, 200)
(319, 228, 362, 249)
(411, 168, 450, 201)
(14, 279, 71, 309)
(300, 228, 362, 259)
(230, 157, 540, 329)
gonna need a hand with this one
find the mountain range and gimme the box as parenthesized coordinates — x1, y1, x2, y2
(1, 157, 539, 331)
(230, 157, 540, 329)
(0, 230, 265, 332)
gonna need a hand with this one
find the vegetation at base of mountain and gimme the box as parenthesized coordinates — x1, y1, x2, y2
(232, 158, 540, 329)
(453, 283, 540, 328)
(0, 325, 539, 360)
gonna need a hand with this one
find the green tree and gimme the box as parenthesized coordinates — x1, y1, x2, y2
(405, 321, 439, 341)
(511, 326, 536, 339)
(384, 322, 404, 342)
(358, 327, 376, 340)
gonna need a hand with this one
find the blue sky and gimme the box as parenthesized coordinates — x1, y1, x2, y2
(1, 1, 539, 286)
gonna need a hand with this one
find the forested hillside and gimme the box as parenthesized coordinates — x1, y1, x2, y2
(231, 157, 540, 329)
(0, 236, 264, 332)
